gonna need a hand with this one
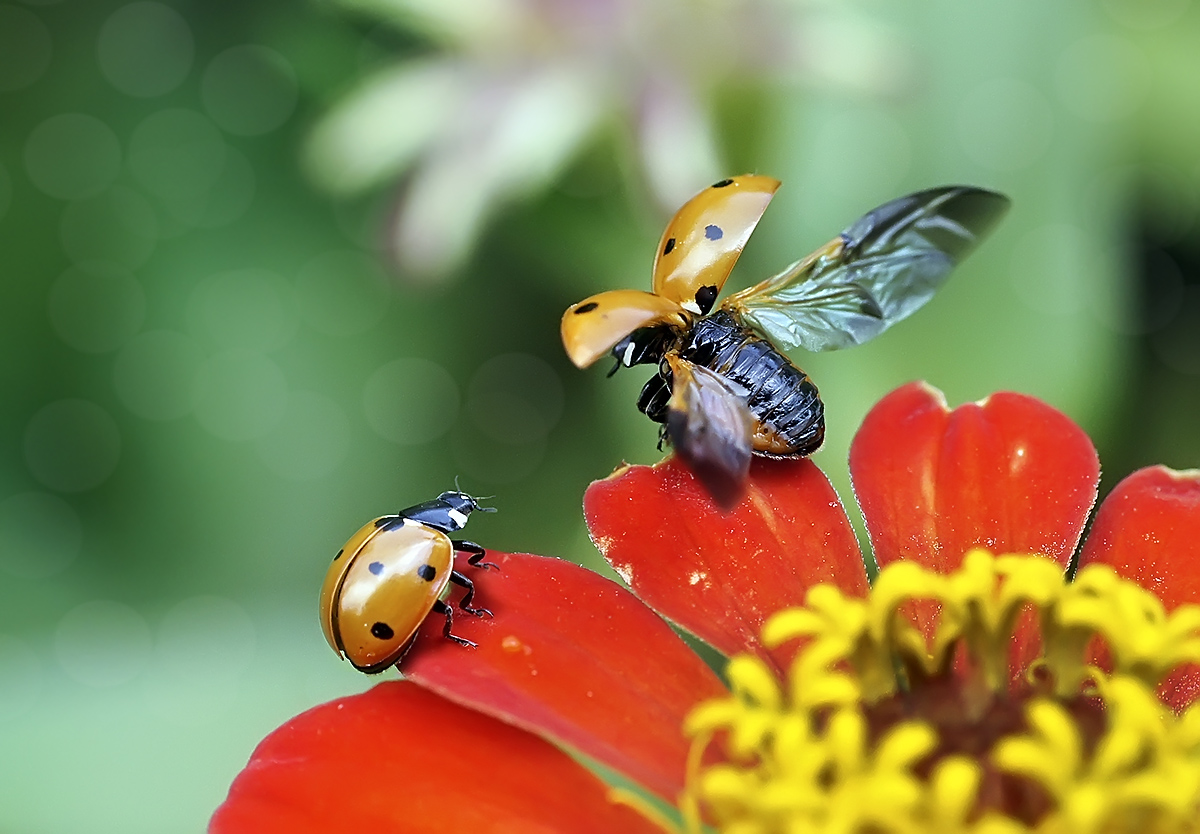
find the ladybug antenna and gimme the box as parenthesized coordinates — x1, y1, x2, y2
(473, 494, 498, 513)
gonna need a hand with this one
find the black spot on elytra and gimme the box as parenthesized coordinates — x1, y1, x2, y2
(695, 285, 719, 314)
(711, 178, 734, 188)
(368, 561, 384, 575)
(333, 549, 343, 562)
(371, 622, 394, 640)
(417, 564, 437, 582)
(574, 302, 599, 314)
(705, 224, 723, 241)
(663, 237, 676, 256)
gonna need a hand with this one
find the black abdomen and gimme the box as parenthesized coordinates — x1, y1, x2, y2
(640, 311, 825, 457)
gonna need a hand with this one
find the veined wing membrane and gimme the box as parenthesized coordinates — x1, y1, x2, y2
(665, 356, 753, 510)
(722, 186, 1011, 352)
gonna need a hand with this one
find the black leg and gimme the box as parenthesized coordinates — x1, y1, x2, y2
(453, 539, 498, 570)
(449, 570, 491, 618)
(432, 599, 475, 647)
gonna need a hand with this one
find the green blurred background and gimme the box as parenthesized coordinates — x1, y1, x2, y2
(1, 0, 1198, 830)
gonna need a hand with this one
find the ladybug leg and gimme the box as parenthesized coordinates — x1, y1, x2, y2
(432, 599, 476, 648)
(453, 539, 498, 571)
(449, 570, 492, 618)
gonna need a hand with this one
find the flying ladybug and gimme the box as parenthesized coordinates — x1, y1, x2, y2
(561, 175, 1010, 509)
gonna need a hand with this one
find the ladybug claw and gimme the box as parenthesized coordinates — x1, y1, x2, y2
(463, 605, 492, 619)
(447, 634, 477, 648)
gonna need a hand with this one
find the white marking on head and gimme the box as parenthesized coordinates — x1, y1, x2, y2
(622, 341, 637, 366)
(447, 508, 469, 527)
(681, 300, 702, 315)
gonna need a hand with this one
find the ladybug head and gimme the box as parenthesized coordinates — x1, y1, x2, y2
(436, 491, 497, 526)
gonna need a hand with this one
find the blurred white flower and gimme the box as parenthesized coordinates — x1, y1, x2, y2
(307, 0, 906, 279)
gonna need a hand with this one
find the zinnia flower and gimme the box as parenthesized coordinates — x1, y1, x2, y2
(210, 381, 1200, 832)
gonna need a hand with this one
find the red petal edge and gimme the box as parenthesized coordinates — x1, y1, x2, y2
(403, 550, 726, 802)
(849, 382, 1099, 664)
(210, 681, 665, 834)
(850, 382, 1098, 572)
(584, 455, 866, 673)
(1077, 465, 1200, 711)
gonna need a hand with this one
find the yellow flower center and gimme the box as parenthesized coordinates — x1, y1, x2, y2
(682, 550, 1200, 833)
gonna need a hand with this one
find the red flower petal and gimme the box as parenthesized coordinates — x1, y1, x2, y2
(402, 551, 726, 802)
(1077, 466, 1200, 710)
(851, 382, 1098, 572)
(584, 455, 867, 673)
(850, 383, 1098, 659)
(210, 681, 664, 834)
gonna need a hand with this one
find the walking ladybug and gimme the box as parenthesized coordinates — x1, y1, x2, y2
(319, 490, 496, 673)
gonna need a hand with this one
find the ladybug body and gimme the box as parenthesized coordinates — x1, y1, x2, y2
(636, 310, 825, 458)
(562, 175, 1010, 508)
(319, 491, 495, 674)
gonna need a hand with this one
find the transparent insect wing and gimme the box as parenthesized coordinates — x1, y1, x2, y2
(665, 355, 754, 510)
(561, 289, 687, 369)
(652, 175, 781, 314)
(723, 186, 1010, 353)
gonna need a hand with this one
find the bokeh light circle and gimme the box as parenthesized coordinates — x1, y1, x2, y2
(113, 330, 204, 421)
(0, 5, 52, 92)
(60, 187, 158, 267)
(48, 262, 146, 353)
(97, 2, 193, 97)
(451, 429, 547, 485)
(186, 268, 296, 351)
(257, 390, 350, 481)
(156, 595, 256, 680)
(1055, 35, 1148, 124)
(467, 353, 564, 444)
(192, 350, 288, 441)
(127, 108, 227, 221)
(24, 113, 122, 200)
(143, 595, 256, 723)
(201, 45, 298, 136)
(0, 491, 81, 579)
(24, 399, 122, 493)
(296, 250, 391, 336)
(188, 144, 256, 228)
(55, 600, 152, 687)
(363, 357, 459, 444)
(956, 78, 1053, 172)
(0, 635, 41, 722)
